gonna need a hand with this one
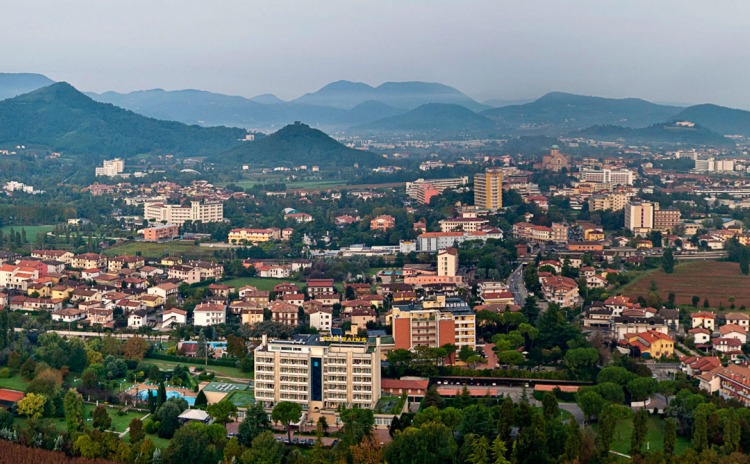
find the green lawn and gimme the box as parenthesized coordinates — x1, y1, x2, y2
(0, 225, 56, 242)
(0, 374, 29, 392)
(221, 276, 304, 292)
(82, 404, 147, 433)
(143, 357, 253, 380)
(103, 241, 216, 259)
(600, 416, 690, 456)
(145, 433, 172, 450)
(287, 180, 346, 189)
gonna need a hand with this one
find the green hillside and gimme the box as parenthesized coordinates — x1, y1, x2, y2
(0, 82, 245, 157)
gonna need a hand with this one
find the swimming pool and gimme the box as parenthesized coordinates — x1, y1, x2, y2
(136, 389, 196, 406)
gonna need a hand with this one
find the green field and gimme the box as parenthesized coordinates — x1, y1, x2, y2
(597, 416, 690, 456)
(144, 357, 253, 380)
(0, 374, 29, 392)
(81, 404, 147, 433)
(0, 225, 56, 242)
(222, 276, 304, 292)
(103, 241, 216, 259)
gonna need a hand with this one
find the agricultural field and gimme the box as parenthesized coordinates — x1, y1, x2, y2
(102, 241, 215, 259)
(622, 260, 750, 309)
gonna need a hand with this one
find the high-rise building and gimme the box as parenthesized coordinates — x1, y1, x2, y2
(474, 168, 503, 210)
(625, 200, 655, 235)
(254, 334, 381, 412)
(95, 158, 125, 177)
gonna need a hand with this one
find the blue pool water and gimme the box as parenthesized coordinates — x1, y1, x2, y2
(137, 389, 195, 406)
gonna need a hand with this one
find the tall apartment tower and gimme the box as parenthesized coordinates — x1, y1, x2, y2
(474, 168, 503, 210)
(624, 200, 655, 234)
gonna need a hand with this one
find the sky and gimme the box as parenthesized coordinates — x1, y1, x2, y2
(2, 0, 750, 108)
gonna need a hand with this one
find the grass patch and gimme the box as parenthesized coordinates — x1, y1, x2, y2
(221, 276, 304, 292)
(594, 416, 690, 456)
(143, 357, 253, 380)
(81, 404, 146, 433)
(0, 374, 29, 392)
(103, 241, 216, 259)
(0, 225, 56, 243)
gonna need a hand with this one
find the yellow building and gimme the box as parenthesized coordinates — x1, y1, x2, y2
(626, 330, 674, 358)
(584, 229, 605, 241)
(474, 168, 503, 210)
(228, 228, 274, 244)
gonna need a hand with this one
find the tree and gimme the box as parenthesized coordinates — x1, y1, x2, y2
(741, 247, 750, 275)
(630, 408, 648, 456)
(522, 296, 539, 324)
(423, 385, 442, 409)
(17, 393, 45, 419)
(692, 295, 700, 307)
(542, 392, 558, 420)
(157, 380, 167, 407)
(92, 405, 111, 431)
(271, 401, 302, 442)
(663, 418, 676, 457)
(129, 418, 145, 444)
(467, 435, 490, 464)
(349, 436, 384, 464)
(563, 417, 581, 463)
(238, 402, 270, 446)
(226, 335, 247, 359)
(135, 437, 156, 464)
(598, 404, 631, 456)
(661, 247, 675, 274)
(577, 390, 605, 423)
(340, 407, 375, 448)
(513, 413, 549, 464)
(196, 330, 207, 360)
(722, 409, 741, 455)
(627, 377, 658, 402)
(563, 347, 599, 380)
(206, 399, 237, 424)
(123, 336, 149, 361)
(156, 401, 182, 439)
(163, 422, 221, 464)
(64, 389, 85, 435)
(491, 435, 510, 464)
(240, 430, 285, 464)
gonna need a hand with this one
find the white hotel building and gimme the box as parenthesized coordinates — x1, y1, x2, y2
(254, 334, 381, 414)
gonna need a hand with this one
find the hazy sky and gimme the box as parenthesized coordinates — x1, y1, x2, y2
(3, 1, 750, 107)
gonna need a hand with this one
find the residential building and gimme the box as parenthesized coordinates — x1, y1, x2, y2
(254, 334, 381, 412)
(625, 330, 674, 358)
(405, 177, 470, 203)
(370, 215, 396, 232)
(692, 312, 716, 331)
(474, 168, 503, 210)
(309, 308, 333, 333)
(144, 200, 224, 225)
(270, 302, 299, 327)
(540, 276, 580, 308)
(228, 228, 287, 244)
(72, 253, 108, 270)
(193, 303, 227, 326)
(143, 224, 179, 242)
(625, 200, 655, 234)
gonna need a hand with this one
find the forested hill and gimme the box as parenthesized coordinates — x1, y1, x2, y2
(0, 82, 245, 158)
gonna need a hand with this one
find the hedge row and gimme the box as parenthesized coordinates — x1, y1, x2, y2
(145, 352, 239, 368)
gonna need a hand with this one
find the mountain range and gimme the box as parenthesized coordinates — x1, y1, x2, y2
(2, 73, 750, 146)
(0, 82, 245, 157)
(0, 81, 382, 168)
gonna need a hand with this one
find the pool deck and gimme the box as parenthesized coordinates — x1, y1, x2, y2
(129, 382, 197, 399)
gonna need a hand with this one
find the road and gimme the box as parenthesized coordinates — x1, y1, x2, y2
(508, 264, 528, 306)
(559, 403, 585, 425)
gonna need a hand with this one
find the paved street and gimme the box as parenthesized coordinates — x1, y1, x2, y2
(508, 264, 528, 305)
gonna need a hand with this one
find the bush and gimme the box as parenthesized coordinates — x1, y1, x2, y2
(144, 419, 157, 434)
(117, 409, 127, 417)
(0, 368, 12, 378)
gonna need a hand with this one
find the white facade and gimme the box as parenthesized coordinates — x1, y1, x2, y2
(144, 201, 224, 225)
(95, 158, 125, 177)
